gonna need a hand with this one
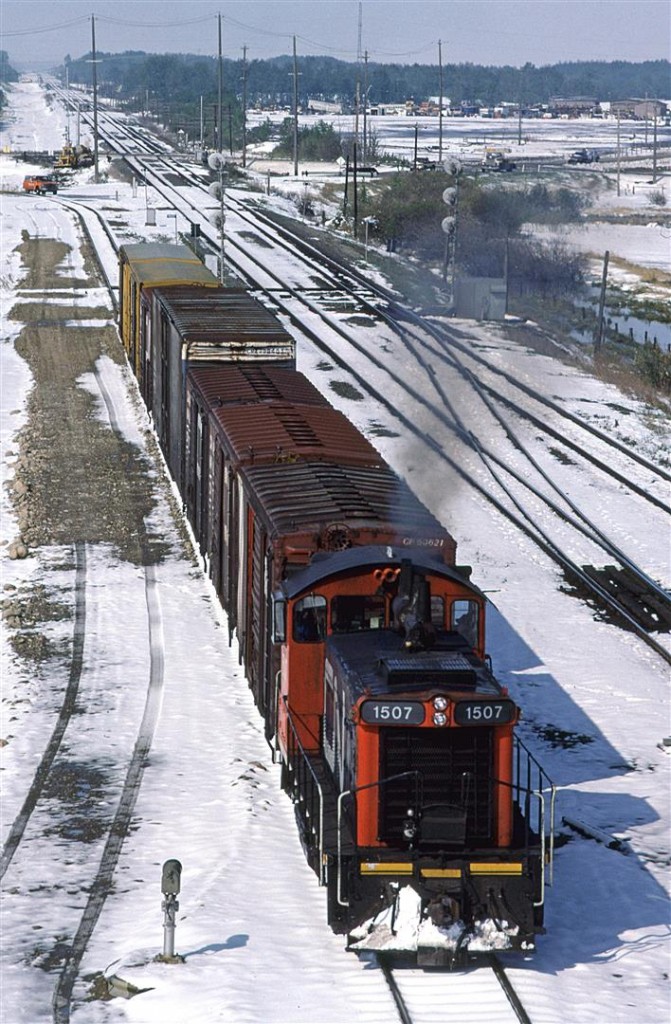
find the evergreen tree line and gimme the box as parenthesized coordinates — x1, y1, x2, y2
(61, 50, 669, 113)
(0, 51, 19, 84)
(0, 50, 19, 112)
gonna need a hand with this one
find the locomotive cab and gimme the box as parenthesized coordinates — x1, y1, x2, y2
(274, 547, 483, 758)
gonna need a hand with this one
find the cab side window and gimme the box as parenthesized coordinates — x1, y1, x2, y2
(293, 595, 327, 642)
(331, 595, 385, 633)
(430, 595, 445, 628)
(451, 599, 479, 647)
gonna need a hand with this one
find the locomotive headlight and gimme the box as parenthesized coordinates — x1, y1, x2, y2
(433, 696, 448, 712)
(432, 711, 447, 727)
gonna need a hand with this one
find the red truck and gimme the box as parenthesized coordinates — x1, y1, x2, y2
(22, 174, 59, 194)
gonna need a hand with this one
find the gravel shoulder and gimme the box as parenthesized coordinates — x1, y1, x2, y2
(7, 228, 172, 566)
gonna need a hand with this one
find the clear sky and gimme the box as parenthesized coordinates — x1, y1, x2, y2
(2, 0, 669, 70)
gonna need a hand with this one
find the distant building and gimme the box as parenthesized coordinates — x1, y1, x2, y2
(307, 99, 343, 115)
(549, 96, 598, 116)
(610, 98, 667, 120)
(368, 103, 407, 116)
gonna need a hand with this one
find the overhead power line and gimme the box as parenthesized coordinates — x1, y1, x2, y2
(2, 17, 89, 37)
(98, 14, 216, 29)
(3, 9, 446, 62)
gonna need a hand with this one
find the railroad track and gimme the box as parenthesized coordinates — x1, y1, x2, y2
(223, 190, 671, 652)
(0, 542, 88, 883)
(52, 554, 165, 1023)
(207, 196, 671, 657)
(378, 954, 532, 1024)
(0, 546, 165, 1023)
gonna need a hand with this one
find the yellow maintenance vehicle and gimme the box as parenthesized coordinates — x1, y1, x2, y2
(54, 143, 94, 170)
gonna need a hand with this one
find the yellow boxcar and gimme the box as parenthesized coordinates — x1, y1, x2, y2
(118, 243, 218, 378)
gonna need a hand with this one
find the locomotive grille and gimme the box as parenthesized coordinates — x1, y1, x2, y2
(379, 727, 493, 846)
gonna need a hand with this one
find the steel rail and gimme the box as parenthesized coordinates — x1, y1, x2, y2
(377, 956, 414, 1024)
(428, 318, 671, 486)
(487, 955, 534, 1024)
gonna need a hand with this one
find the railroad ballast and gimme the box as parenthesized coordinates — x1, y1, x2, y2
(118, 242, 555, 965)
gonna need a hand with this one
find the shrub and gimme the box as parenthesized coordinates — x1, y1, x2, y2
(634, 341, 671, 391)
(272, 119, 343, 161)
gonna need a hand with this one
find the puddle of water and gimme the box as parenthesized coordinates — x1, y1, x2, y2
(574, 293, 671, 349)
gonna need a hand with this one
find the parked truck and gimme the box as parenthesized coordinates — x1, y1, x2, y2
(23, 174, 59, 194)
(567, 148, 600, 164)
(481, 150, 517, 172)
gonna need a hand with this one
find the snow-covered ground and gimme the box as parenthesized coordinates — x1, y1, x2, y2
(1, 77, 670, 1024)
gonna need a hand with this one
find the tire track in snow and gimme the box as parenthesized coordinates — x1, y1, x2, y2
(0, 541, 87, 881)
(52, 561, 165, 1024)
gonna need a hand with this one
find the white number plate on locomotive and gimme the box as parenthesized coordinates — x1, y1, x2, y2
(454, 700, 515, 725)
(361, 701, 425, 725)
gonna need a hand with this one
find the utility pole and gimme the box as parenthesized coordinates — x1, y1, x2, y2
(292, 36, 299, 176)
(90, 15, 100, 182)
(65, 66, 71, 145)
(652, 106, 658, 182)
(363, 50, 369, 163)
(217, 13, 223, 154)
(594, 250, 609, 354)
(353, 139, 358, 238)
(438, 40, 444, 165)
(616, 108, 621, 197)
(355, 1, 363, 157)
(517, 65, 524, 146)
(241, 45, 248, 168)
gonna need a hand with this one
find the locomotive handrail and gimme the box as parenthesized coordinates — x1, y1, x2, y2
(281, 696, 326, 882)
(512, 735, 556, 890)
(336, 771, 422, 907)
(336, 751, 556, 911)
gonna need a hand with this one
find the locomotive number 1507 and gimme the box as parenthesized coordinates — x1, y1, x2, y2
(360, 700, 425, 725)
(454, 700, 515, 725)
